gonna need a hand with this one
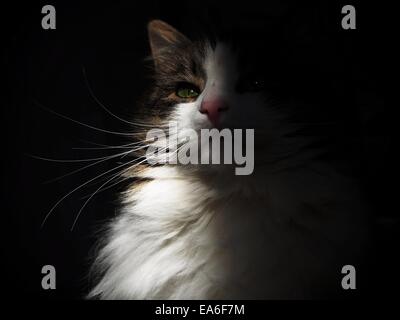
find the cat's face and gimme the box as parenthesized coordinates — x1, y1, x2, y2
(139, 20, 302, 172)
(146, 20, 284, 134)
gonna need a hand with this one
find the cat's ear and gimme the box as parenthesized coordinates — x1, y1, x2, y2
(147, 20, 190, 60)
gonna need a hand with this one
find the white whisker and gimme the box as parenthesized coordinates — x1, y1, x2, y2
(70, 155, 153, 231)
(82, 66, 158, 128)
(33, 99, 142, 137)
(40, 154, 150, 228)
(69, 142, 184, 231)
(41, 145, 150, 184)
(73, 139, 154, 150)
(78, 142, 187, 201)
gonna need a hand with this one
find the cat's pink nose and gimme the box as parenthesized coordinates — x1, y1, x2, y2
(199, 99, 229, 126)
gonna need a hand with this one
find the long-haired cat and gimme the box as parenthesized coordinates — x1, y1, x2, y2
(88, 20, 367, 299)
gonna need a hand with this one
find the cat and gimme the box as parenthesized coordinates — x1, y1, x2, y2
(88, 19, 368, 299)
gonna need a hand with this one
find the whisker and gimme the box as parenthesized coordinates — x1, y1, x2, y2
(78, 139, 120, 148)
(71, 175, 123, 231)
(70, 156, 149, 231)
(82, 66, 164, 128)
(80, 175, 129, 199)
(40, 154, 149, 228)
(69, 143, 179, 231)
(33, 99, 141, 137)
(72, 139, 153, 150)
(29, 150, 134, 163)
(41, 145, 151, 184)
(79, 143, 187, 200)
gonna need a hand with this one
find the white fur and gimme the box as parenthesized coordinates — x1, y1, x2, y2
(88, 44, 367, 299)
(89, 164, 365, 299)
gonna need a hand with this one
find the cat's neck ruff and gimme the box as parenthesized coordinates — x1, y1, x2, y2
(89, 160, 365, 299)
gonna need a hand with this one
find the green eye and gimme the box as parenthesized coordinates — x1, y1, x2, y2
(176, 85, 200, 99)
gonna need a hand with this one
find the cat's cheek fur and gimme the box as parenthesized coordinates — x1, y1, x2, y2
(172, 101, 209, 132)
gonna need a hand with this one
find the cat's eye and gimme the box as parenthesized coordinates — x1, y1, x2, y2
(248, 76, 267, 91)
(236, 75, 266, 93)
(176, 83, 200, 99)
(251, 79, 265, 90)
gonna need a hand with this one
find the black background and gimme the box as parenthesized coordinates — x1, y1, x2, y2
(4, 0, 395, 300)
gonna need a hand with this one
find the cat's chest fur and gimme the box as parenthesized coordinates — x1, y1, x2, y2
(90, 164, 365, 299)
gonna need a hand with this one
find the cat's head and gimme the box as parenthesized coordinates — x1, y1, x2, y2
(136, 20, 311, 175)
(146, 20, 286, 132)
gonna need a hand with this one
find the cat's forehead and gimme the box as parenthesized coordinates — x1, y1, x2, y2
(203, 43, 239, 88)
(181, 40, 236, 70)
(183, 38, 267, 80)
(181, 40, 239, 81)
(156, 39, 239, 88)
(204, 43, 237, 74)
